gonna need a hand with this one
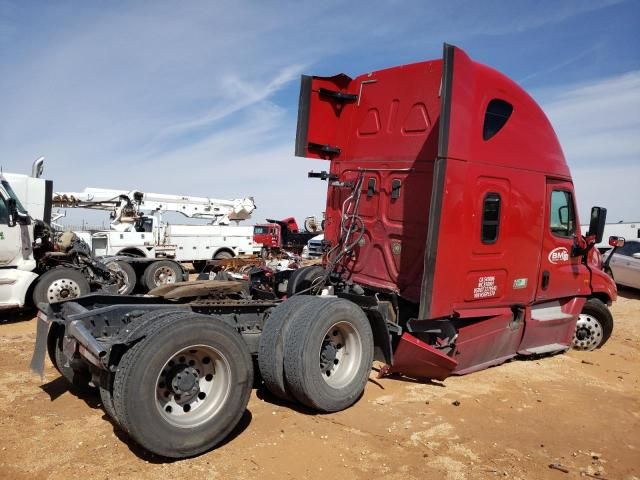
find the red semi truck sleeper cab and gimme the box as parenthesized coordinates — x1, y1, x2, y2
(296, 43, 616, 378)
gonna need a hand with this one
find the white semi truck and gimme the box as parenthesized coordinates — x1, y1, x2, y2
(53, 188, 260, 270)
(0, 159, 187, 310)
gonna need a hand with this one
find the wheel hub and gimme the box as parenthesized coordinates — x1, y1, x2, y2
(47, 279, 81, 303)
(572, 314, 603, 351)
(575, 328, 589, 341)
(154, 267, 176, 285)
(155, 345, 231, 428)
(169, 366, 200, 396)
(320, 342, 339, 371)
(319, 322, 362, 387)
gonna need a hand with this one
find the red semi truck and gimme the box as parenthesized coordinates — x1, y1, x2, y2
(253, 217, 321, 255)
(31, 44, 616, 458)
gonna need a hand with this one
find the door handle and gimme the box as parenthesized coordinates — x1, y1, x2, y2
(541, 270, 550, 290)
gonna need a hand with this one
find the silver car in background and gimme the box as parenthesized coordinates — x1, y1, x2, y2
(605, 239, 640, 290)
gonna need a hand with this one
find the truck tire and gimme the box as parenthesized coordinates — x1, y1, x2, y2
(100, 310, 192, 427)
(99, 375, 119, 425)
(105, 260, 136, 295)
(142, 260, 182, 291)
(112, 314, 253, 458)
(572, 298, 614, 351)
(286, 265, 326, 297)
(283, 298, 373, 412)
(258, 296, 320, 401)
(33, 268, 90, 306)
(48, 326, 94, 392)
(214, 250, 233, 260)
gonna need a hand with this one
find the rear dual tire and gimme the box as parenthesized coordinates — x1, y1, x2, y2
(286, 265, 325, 297)
(259, 297, 374, 413)
(258, 296, 321, 401)
(110, 313, 253, 458)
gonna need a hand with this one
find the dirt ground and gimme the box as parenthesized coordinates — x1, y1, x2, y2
(0, 292, 638, 480)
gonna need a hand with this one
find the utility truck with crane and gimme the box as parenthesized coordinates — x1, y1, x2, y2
(32, 44, 618, 459)
(53, 188, 258, 271)
(0, 160, 187, 310)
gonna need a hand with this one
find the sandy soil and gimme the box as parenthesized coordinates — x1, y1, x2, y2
(0, 291, 638, 480)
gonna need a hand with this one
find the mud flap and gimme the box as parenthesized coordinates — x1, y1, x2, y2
(380, 332, 457, 381)
(30, 312, 51, 379)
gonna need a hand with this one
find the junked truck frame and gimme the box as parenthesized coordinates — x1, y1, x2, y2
(31, 44, 616, 458)
(0, 162, 188, 310)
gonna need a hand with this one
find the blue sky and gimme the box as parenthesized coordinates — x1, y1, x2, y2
(0, 0, 638, 226)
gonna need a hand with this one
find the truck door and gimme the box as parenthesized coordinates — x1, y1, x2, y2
(0, 196, 21, 266)
(536, 179, 590, 301)
(517, 179, 589, 354)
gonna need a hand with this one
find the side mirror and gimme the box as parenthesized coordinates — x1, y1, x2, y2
(587, 206, 607, 243)
(609, 236, 625, 248)
(558, 206, 569, 226)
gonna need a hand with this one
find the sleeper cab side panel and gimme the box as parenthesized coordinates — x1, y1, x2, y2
(427, 162, 545, 319)
(422, 44, 567, 319)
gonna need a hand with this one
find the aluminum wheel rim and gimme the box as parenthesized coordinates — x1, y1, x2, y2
(154, 266, 176, 286)
(155, 345, 231, 428)
(572, 314, 603, 351)
(319, 321, 363, 388)
(47, 278, 82, 303)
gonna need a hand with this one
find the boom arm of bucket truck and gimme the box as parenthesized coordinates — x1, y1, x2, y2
(52, 188, 256, 230)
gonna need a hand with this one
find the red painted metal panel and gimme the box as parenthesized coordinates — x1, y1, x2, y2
(518, 297, 586, 354)
(383, 332, 457, 381)
(535, 179, 591, 302)
(427, 160, 546, 319)
(451, 309, 523, 374)
(314, 61, 444, 301)
(443, 47, 570, 177)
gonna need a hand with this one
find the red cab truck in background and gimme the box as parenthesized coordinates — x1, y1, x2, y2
(33, 44, 616, 458)
(253, 217, 321, 255)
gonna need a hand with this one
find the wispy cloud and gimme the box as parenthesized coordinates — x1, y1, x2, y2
(0, 0, 637, 227)
(539, 71, 640, 221)
(147, 63, 306, 151)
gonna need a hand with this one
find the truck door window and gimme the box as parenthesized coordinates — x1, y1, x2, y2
(483, 99, 513, 141)
(549, 190, 576, 238)
(0, 198, 8, 224)
(481, 192, 501, 244)
(1, 180, 27, 214)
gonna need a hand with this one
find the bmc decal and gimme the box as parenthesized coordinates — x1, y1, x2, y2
(548, 247, 569, 264)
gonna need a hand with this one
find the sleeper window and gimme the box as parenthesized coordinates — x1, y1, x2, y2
(481, 193, 501, 244)
(483, 99, 513, 140)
